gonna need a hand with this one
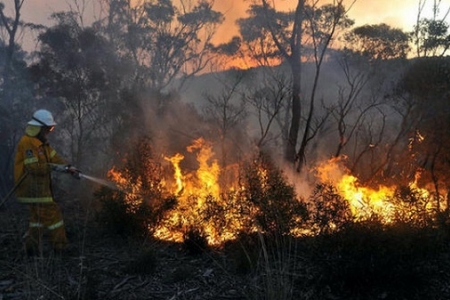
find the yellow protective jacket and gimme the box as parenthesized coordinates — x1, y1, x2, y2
(14, 130, 66, 203)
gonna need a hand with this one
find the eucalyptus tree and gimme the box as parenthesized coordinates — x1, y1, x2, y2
(237, 0, 354, 172)
(0, 0, 37, 199)
(30, 12, 127, 168)
(344, 23, 410, 60)
(99, 0, 224, 102)
(411, 0, 450, 57)
(0, 0, 24, 68)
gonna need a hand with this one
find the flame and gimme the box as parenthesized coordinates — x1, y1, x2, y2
(154, 138, 246, 245)
(185, 138, 221, 200)
(315, 157, 443, 223)
(108, 140, 446, 246)
(315, 157, 395, 220)
(108, 167, 144, 213)
(164, 153, 184, 195)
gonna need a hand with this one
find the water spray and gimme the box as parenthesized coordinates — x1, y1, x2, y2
(77, 173, 120, 191)
(48, 163, 120, 191)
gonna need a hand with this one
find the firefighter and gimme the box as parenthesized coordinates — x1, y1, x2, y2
(14, 109, 79, 255)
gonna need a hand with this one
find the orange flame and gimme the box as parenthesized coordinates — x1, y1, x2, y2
(315, 157, 397, 222)
(185, 138, 221, 200)
(154, 138, 243, 245)
(164, 153, 184, 195)
(315, 157, 442, 223)
(108, 141, 446, 245)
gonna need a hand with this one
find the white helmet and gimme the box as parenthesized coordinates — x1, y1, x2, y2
(28, 109, 57, 127)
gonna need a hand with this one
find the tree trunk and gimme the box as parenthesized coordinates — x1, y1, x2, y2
(285, 61, 302, 164)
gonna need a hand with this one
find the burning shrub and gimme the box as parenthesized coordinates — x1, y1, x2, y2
(243, 153, 308, 236)
(96, 138, 177, 238)
(308, 183, 354, 234)
(391, 185, 437, 226)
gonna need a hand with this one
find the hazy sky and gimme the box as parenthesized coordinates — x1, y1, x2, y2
(16, 0, 449, 46)
(212, 0, 447, 42)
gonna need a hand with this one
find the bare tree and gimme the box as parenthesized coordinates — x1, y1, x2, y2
(0, 0, 33, 201)
(238, 0, 355, 173)
(202, 70, 248, 167)
(332, 54, 372, 158)
(0, 0, 24, 67)
(244, 71, 290, 149)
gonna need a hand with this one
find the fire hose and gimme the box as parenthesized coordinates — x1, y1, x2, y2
(0, 164, 119, 209)
(48, 163, 119, 191)
(0, 171, 29, 209)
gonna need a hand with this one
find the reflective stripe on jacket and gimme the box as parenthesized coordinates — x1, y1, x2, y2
(29, 220, 64, 230)
(14, 134, 66, 203)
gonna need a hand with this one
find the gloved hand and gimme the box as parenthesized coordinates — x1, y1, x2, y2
(50, 163, 67, 172)
(65, 165, 81, 180)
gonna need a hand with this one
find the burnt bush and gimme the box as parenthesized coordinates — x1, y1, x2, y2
(124, 248, 158, 275)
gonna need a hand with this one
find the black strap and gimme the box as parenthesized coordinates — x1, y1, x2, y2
(32, 117, 48, 127)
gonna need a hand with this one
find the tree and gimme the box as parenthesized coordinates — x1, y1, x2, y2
(31, 12, 126, 168)
(202, 69, 248, 167)
(0, 0, 24, 68)
(331, 53, 371, 158)
(244, 71, 290, 150)
(344, 23, 410, 60)
(395, 56, 450, 207)
(237, 0, 354, 172)
(411, 0, 450, 57)
(0, 0, 36, 200)
(339, 23, 414, 183)
(99, 0, 224, 100)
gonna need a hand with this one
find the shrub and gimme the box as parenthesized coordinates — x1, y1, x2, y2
(243, 153, 308, 236)
(95, 138, 176, 238)
(307, 183, 354, 234)
(94, 188, 154, 237)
